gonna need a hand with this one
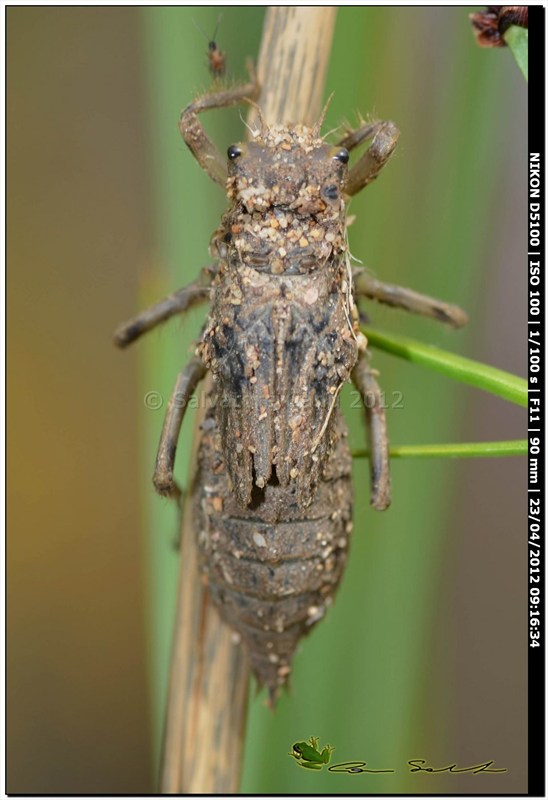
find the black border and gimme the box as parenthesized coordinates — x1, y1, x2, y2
(527, 5, 545, 798)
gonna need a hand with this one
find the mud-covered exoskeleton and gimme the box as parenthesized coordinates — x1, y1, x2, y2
(115, 77, 467, 703)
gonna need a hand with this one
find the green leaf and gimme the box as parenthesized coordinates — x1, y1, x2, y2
(352, 439, 527, 460)
(504, 26, 528, 81)
(364, 327, 527, 407)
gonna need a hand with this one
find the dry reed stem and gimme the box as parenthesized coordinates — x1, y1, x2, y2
(160, 7, 337, 793)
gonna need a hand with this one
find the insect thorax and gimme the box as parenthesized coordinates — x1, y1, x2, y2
(198, 124, 359, 508)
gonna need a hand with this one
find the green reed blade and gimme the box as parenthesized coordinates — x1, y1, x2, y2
(352, 439, 527, 459)
(364, 327, 527, 408)
(505, 26, 528, 81)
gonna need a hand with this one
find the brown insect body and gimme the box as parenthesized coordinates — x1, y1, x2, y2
(200, 126, 358, 504)
(196, 124, 358, 696)
(115, 78, 466, 705)
(207, 40, 226, 78)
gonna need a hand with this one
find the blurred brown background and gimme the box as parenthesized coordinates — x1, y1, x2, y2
(7, 6, 527, 794)
(7, 8, 154, 792)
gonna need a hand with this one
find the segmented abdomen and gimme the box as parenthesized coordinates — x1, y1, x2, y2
(193, 396, 353, 700)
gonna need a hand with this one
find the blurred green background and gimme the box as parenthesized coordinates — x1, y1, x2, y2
(8, 7, 527, 794)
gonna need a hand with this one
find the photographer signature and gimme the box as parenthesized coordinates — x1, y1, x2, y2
(329, 759, 507, 775)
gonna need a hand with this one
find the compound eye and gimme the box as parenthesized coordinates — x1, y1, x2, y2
(333, 147, 349, 164)
(227, 144, 242, 160)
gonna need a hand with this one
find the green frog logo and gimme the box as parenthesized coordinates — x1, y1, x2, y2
(289, 736, 334, 770)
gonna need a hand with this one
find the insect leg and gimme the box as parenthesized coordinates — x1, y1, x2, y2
(352, 352, 391, 511)
(113, 266, 214, 348)
(153, 357, 207, 501)
(179, 67, 260, 187)
(354, 271, 469, 328)
(339, 120, 400, 198)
